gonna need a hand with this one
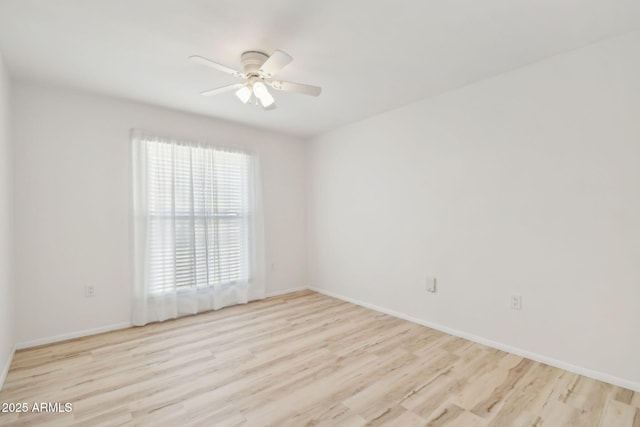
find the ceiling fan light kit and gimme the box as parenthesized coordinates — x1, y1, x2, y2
(190, 50, 321, 110)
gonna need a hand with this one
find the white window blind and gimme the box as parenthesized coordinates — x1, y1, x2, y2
(146, 142, 251, 292)
(132, 131, 265, 325)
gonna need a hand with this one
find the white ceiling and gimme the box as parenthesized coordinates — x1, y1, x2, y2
(0, 0, 638, 138)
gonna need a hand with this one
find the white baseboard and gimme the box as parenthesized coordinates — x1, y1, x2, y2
(310, 286, 640, 393)
(0, 344, 16, 391)
(14, 291, 305, 350)
(266, 286, 308, 298)
(15, 322, 132, 350)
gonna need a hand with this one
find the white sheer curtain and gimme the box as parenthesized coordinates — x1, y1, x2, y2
(131, 130, 265, 326)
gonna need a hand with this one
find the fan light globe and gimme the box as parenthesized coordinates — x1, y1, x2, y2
(235, 85, 252, 104)
(260, 92, 275, 108)
(253, 82, 275, 107)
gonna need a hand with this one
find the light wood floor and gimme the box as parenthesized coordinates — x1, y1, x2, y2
(0, 291, 638, 427)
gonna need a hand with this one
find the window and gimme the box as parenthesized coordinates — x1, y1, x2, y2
(132, 131, 264, 325)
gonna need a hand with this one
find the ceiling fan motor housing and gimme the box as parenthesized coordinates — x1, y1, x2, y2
(241, 51, 269, 76)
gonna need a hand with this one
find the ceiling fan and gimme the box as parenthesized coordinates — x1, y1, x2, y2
(190, 50, 321, 110)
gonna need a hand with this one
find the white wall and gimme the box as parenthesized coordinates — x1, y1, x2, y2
(0, 52, 15, 388)
(308, 31, 640, 390)
(13, 82, 307, 346)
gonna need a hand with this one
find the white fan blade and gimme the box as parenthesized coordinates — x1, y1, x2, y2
(259, 50, 293, 78)
(264, 102, 277, 111)
(200, 83, 244, 96)
(268, 80, 321, 96)
(190, 55, 244, 78)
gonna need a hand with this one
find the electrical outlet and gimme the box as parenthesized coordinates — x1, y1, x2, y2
(510, 295, 522, 310)
(85, 285, 96, 298)
(426, 277, 437, 293)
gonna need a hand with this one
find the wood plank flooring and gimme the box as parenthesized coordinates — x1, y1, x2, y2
(0, 290, 638, 426)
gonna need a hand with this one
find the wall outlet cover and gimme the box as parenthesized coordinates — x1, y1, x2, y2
(510, 295, 522, 310)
